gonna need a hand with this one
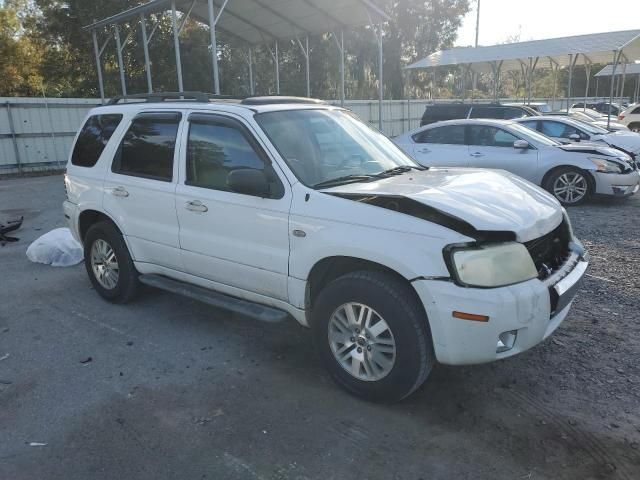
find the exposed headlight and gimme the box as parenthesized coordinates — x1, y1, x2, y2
(447, 242, 538, 288)
(561, 208, 575, 240)
(589, 157, 624, 174)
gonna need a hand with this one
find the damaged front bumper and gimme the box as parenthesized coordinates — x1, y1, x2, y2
(593, 170, 640, 197)
(413, 244, 588, 365)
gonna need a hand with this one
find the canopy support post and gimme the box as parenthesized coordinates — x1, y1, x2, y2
(207, 0, 221, 95)
(566, 53, 579, 112)
(295, 36, 311, 97)
(140, 14, 153, 93)
(171, 0, 184, 93)
(248, 47, 254, 95)
(331, 30, 346, 107)
(113, 25, 127, 96)
(608, 50, 621, 129)
(595, 76, 599, 100)
(275, 41, 280, 94)
(618, 57, 627, 107)
(582, 56, 592, 111)
(377, 23, 383, 131)
(91, 30, 106, 103)
(548, 57, 559, 110)
(490, 60, 502, 102)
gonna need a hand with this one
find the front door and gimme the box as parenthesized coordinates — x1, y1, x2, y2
(467, 124, 538, 181)
(175, 112, 291, 301)
(102, 111, 183, 270)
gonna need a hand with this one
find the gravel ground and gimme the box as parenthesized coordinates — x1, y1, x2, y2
(0, 174, 639, 480)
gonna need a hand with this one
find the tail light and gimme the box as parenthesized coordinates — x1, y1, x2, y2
(618, 115, 625, 121)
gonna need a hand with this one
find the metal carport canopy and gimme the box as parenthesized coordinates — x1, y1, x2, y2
(405, 29, 640, 74)
(83, 0, 390, 128)
(595, 63, 640, 77)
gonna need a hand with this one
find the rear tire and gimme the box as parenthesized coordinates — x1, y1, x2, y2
(543, 167, 592, 206)
(84, 221, 139, 303)
(312, 271, 435, 403)
(628, 123, 640, 133)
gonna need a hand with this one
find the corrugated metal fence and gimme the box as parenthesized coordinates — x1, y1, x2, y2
(0, 96, 610, 175)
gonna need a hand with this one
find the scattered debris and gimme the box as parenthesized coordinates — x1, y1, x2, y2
(0, 379, 12, 385)
(0, 353, 9, 362)
(80, 357, 92, 364)
(0, 216, 23, 245)
(28, 442, 47, 447)
(126, 341, 134, 346)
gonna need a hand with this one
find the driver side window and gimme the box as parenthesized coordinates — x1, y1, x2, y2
(541, 121, 587, 140)
(469, 125, 518, 147)
(186, 116, 273, 195)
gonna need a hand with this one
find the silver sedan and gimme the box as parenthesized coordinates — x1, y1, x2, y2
(393, 119, 640, 206)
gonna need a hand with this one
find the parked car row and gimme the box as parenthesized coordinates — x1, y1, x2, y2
(394, 118, 639, 205)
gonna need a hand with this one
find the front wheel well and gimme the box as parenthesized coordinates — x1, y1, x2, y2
(306, 257, 415, 313)
(78, 210, 118, 243)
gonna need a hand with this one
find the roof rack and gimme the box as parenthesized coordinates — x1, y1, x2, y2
(240, 96, 327, 106)
(106, 92, 244, 105)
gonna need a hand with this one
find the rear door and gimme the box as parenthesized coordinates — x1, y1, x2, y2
(102, 111, 183, 270)
(410, 124, 469, 167)
(467, 125, 538, 180)
(175, 112, 291, 301)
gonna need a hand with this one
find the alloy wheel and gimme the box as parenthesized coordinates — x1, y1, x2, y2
(328, 302, 396, 381)
(553, 172, 588, 204)
(90, 239, 119, 290)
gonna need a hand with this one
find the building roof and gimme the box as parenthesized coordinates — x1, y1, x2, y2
(595, 63, 640, 77)
(405, 29, 640, 73)
(84, 0, 390, 45)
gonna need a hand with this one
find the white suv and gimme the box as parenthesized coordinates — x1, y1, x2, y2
(618, 103, 640, 132)
(63, 94, 589, 402)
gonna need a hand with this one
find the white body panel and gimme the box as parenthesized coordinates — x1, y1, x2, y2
(65, 101, 589, 367)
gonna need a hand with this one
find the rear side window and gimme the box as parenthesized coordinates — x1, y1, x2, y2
(71, 114, 123, 167)
(422, 105, 470, 123)
(632, 107, 640, 115)
(503, 107, 528, 119)
(540, 121, 588, 140)
(469, 107, 506, 119)
(413, 125, 466, 145)
(112, 113, 181, 181)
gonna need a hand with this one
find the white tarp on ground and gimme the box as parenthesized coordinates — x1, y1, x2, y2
(26, 228, 83, 267)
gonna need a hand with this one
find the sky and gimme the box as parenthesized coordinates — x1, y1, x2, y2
(455, 0, 640, 47)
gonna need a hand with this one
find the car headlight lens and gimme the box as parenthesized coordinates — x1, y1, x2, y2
(449, 242, 538, 288)
(589, 157, 624, 173)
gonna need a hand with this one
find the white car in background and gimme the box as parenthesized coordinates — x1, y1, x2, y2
(565, 108, 629, 132)
(618, 104, 640, 132)
(516, 115, 640, 161)
(393, 119, 639, 205)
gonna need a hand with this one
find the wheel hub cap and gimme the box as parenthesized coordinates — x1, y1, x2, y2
(90, 239, 119, 290)
(328, 302, 396, 382)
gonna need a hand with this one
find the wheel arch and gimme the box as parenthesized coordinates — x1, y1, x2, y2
(305, 256, 426, 321)
(78, 209, 122, 243)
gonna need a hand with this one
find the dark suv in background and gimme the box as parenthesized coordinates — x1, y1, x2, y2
(420, 103, 538, 126)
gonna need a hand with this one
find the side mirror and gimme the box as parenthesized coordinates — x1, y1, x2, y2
(569, 133, 581, 142)
(513, 140, 530, 149)
(227, 168, 270, 197)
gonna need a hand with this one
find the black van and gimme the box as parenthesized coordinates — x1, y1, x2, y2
(420, 103, 538, 126)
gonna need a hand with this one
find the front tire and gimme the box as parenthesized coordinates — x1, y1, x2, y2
(84, 221, 139, 303)
(543, 167, 592, 206)
(312, 271, 435, 403)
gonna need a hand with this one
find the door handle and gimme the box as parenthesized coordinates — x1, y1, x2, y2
(417, 147, 431, 154)
(110, 186, 129, 197)
(185, 200, 208, 213)
(470, 152, 484, 158)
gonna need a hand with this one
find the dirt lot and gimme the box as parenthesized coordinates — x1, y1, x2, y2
(1, 174, 639, 480)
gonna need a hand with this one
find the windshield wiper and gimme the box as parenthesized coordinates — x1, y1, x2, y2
(373, 165, 427, 177)
(312, 174, 375, 189)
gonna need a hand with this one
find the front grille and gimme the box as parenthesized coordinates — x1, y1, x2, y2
(524, 220, 571, 280)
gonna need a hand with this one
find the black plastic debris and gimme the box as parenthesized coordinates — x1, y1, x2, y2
(80, 357, 92, 364)
(0, 216, 23, 245)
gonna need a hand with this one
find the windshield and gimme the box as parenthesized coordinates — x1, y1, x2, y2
(509, 122, 560, 146)
(560, 116, 609, 135)
(255, 109, 419, 188)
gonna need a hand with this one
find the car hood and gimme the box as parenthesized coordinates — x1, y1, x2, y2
(595, 131, 640, 154)
(323, 168, 562, 243)
(555, 142, 631, 160)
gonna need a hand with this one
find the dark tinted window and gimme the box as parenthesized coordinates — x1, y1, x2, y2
(112, 113, 181, 181)
(413, 125, 466, 144)
(421, 105, 470, 124)
(519, 120, 539, 131)
(469, 106, 505, 119)
(186, 117, 267, 194)
(632, 107, 640, 115)
(540, 121, 588, 140)
(503, 107, 529, 119)
(469, 125, 518, 147)
(71, 114, 123, 167)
